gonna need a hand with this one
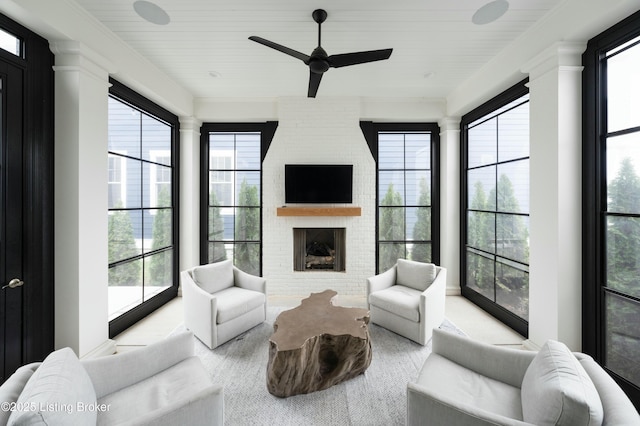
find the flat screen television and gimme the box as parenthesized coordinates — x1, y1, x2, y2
(285, 164, 353, 204)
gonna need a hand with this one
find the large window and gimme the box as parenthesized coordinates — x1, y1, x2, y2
(107, 80, 179, 336)
(461, 81, 529, 337)
(361, 123, 440, 273)
(200, 123, 277, 276)
(584, 10, 640, 406)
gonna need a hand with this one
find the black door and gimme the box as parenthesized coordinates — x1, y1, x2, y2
(0, 15, 54, 383)
(0, 59, 25, 381)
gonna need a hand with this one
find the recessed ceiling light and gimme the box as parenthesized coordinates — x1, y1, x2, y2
(472, 0, 509, 25)
(133, 0, 170, 26)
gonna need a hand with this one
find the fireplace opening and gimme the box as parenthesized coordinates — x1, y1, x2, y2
(294, 228, 346, 272)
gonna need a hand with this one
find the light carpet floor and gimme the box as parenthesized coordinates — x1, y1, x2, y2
(173, 309, 464, 426)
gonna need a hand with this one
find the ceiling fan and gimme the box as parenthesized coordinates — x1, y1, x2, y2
(249, 9, 393, 98)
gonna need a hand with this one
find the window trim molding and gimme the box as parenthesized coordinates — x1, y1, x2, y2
(582, 9, 640, 407)
(107, 78, 180, 338)
(460, 78, 530, 338)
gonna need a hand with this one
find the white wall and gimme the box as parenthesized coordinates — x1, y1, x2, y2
(262, 98, 376, 297)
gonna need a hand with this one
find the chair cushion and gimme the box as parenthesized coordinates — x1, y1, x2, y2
(215, 286, 266, 324)
(8, 348, 97, 426)
(192, 260, 234, 294)
(521, 340, 604, 426)
(96, 356, 211, 426)
(368, 285, 421, 322)
(416, 352, 524, 421)
(396, 259, 437, 291)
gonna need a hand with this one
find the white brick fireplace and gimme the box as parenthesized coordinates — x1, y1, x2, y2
(262, 97, 376, 297)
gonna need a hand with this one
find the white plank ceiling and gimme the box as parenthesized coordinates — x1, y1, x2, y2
(72, 0, 563, 99)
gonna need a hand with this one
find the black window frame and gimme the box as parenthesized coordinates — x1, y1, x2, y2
(199, 122, 277, 274)
(360, 122, 441, 273)
(460, 79, 530, 338)
(108, 78, 180, 338)
(583, 9, 640, 408)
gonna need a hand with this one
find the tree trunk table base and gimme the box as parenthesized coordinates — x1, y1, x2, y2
(266, 289, 372, 398)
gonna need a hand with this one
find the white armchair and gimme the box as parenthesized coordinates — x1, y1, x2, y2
(408, 329, 640, 425)
(366, 259, 446, 345)
(0, 331, 223, 426)
(182, 259, 267, 349)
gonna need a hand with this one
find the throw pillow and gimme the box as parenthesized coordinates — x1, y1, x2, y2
(396, 259, 437, 291)
(8, 347, 97, 426)
(0, 364, 40, 426)
(521, 340, 604, 426)
(192, 259, 234, 294)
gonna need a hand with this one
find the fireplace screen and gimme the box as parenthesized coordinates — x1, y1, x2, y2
(293, 228, 346, 272)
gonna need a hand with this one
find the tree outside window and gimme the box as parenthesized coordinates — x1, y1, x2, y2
(376, 128, 436, 273)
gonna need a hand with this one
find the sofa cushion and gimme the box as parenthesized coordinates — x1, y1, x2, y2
(96, 356, 212, 426)
(215, 286, 266, 324)
(7, 348, 97, 426)
(192, 259, 234, 294)
(521, 340, 604, 426)
(396, 259, 437, 291)
(369, 285, 421, 322)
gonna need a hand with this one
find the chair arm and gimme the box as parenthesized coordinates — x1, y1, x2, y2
(419, 267, 447, 343)
(367, 265, 397, 297)
(407, 382, 533, 426)
(233, 266, 266, 294)
(431, 329, 534, 388)
(575, 353, 640, 424)
(420, 267, 447, 304)
(182, 270, 218, 349)
(82, 331, 195, 399)
(122, 384, 224, 426)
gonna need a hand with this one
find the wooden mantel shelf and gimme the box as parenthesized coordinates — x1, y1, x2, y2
(277, 207, 361, 217)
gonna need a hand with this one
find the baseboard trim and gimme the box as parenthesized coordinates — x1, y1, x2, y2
(446, 286, 462, 296)
(523, 339, 541, 351)
(81, 339, 117, 359)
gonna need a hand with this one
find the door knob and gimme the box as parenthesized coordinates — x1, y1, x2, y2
(2, 278, 24, 290)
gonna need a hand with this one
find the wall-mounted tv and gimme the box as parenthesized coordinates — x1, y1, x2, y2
(285, 164, 353, 204)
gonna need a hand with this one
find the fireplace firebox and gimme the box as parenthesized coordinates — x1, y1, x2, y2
(293, 228, 346, 272)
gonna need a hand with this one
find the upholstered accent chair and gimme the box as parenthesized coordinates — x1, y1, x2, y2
(182, 259, 267, 349)
(366, 259, 446, 345)
(408, 329, 640, 425)
(0, 331, 223, 426)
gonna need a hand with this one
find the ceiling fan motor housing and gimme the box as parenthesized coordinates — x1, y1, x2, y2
(309, 47, 330, 74)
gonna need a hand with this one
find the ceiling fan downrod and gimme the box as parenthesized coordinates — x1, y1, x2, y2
(312, 9, 327, 47)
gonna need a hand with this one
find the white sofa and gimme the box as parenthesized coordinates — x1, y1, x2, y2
(407, 328, 640, 425)
(367, 259, 446, 345)
(182, 260, 267, 349)
(0, 331, 223, 425)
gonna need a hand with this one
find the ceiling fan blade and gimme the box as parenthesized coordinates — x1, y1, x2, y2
(248, 36, 310, 63)
(328, 48, 393, 68)
(308, 71, 323, 98)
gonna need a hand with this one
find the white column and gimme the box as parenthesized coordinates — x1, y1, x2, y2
(52, 41, 116, 357)
(439, 117, 461, 295)
(522, 42, 586, 351)
(179, 116, 202, 283)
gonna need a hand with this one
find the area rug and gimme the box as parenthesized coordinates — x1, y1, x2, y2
(172, 309, 464, 426)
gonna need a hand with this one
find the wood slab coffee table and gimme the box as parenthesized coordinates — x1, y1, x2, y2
(266, 289, 372, 398)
